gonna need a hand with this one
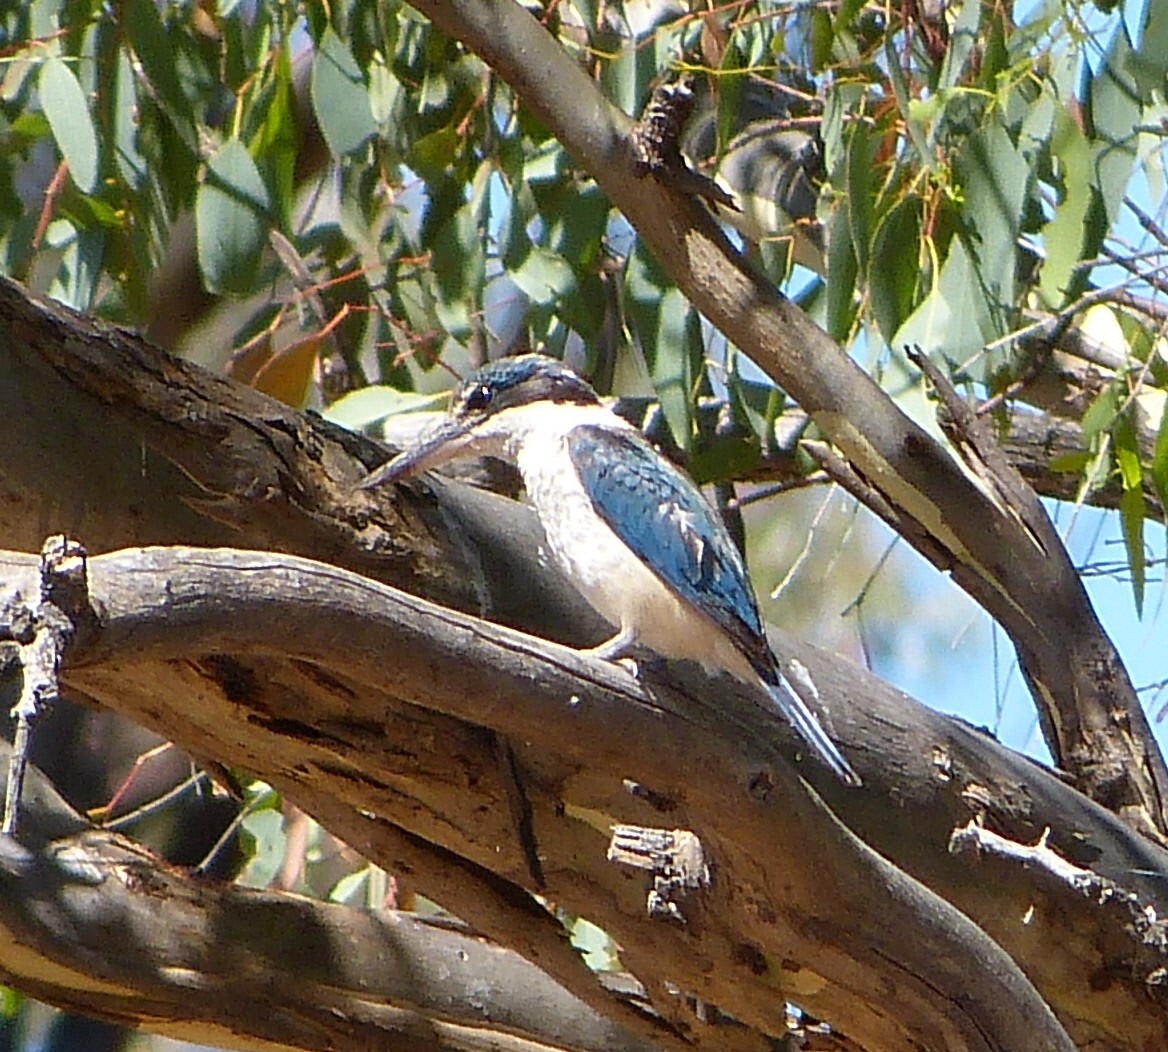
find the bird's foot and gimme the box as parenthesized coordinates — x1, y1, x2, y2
(583, 626, 639, 662)
(582, 627, 647, 680)
(612, 656, 641, 679)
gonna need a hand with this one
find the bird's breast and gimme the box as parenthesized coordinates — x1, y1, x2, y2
(515, 434, 742, 671)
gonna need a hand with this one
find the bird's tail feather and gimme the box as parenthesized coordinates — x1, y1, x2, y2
(762, 670, 861, 787)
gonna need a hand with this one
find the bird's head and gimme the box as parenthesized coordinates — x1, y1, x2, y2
(358, 354, 600, 488)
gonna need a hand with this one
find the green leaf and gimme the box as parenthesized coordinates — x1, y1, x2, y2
(323, 386, 448, 431)
(123, 0, 197, 153)
(410, 126, 460, 183)
(1119, 486, 1145, 617)
(311, 27, 376, 157)
(1115, 411, 1146, 617)
(845, 122, 873, 275)
(653, 304, 702, 452)
(893, 238, 989, 367)
(1153, 394, 1168, 521)
(937, 0, 981, 91)
(1114, 409, 1142, 491)
(869, 195, 921, 343)
(835, 0, 866, 31)
(499, 178, 534, 272)
(688, 432, 760, 486)
(111, 49, 146, 188)
(521, 139, 566, 183)
(38, 57, 98, 193)
(329, 867, 372, 905)
(53, 228, 104, 311)
(569, 0, 600, 39)
(728, 358, 784, 441)
(391, 274, 442, 350)
(1080, 383, 1121, 442)
(543, 181, 608, 271)
(1048, 451, 1092, 475)
(600, 25, 657, 119)
(7, 111, 52, 147)
(808, 7, 833, 73)
(509, 247, 577, 307)
(978, 10, 1009, 90)
(1131, 2, 1168, 99)
(195, 137, 272, 294)
(238, 809, 286, 889)
(249, 44, 298, 222)
(569, 916, 622, 973)
(821, 81, 865, 178)
(1086, 24, 1141, 227)
(953, 118, 1030, 317)
(368, 58, 400, 125)
(824, 203, 858, 342)
(885, 34, 930, 162)
(624, 242, 700, 449)
(1039, 107, 1094, 306)
(0, 985, 24, 1019)
(430, 168, 490, 339)
(716, 42, 745, 156)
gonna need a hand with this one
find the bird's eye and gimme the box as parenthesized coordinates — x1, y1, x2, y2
(463, 383, 493, 412)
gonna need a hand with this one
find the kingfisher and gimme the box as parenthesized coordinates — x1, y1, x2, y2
(360, 355, 859, 786)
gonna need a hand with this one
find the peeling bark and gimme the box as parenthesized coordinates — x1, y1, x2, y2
(0, 29, 1166, 1038)
(398, 0, 1168, 839)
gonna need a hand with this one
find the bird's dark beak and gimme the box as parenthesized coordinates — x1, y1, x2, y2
(357, 417, 476, 490)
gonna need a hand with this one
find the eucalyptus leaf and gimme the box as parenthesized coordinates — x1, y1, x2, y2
(1153, 391, 1168, 521)
(869, 196, 922, 343)
(123, 0, 197, 152)
(311, 27, 376, 157)
(845, 122, 873, 275)
(195, 137, 272, 294)
(953, 118, 1029, 321)
(825, 204, 858, 342)
(1038, 108, 1093, 306)
(111, 49, 146, 188)
(625, 242, 700, 449)
(38, 57, 98, 193)
(324, 386, 449, 430)
(508, 246, 577, 307)
(1119, 482, 1146, 617)
(1087, 24, 1141, 226)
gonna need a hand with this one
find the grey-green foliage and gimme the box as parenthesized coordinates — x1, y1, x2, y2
(1, 0, 1166, 605)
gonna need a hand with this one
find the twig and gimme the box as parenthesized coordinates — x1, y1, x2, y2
(3, 536, 94, 835)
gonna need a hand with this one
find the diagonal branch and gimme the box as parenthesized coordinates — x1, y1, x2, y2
(10, 541, 1152, 1050)
(0, 269, 1165, 1043)
(0, 740, 660, 1052)
(399, 0, 1168, 836)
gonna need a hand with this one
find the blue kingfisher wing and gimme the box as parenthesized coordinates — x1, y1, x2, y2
(566, 425, 770, 669)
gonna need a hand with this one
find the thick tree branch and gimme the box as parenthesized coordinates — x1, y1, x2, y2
(0, 0, 1162, 1045)
(620, 395, 1166, 524)
(399, 0, 1168, 836)
(1, 535, 1164, 1047)
(1, 545, 1081, 1050)
(3, 269, 1168, 1045)
(1002, 407, 1165, 522)
(0, 742, 659, 1052)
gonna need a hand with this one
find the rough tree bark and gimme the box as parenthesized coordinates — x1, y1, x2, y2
(0, 1, 1165, 1050)
(1, 275, 1167, 1051)
(401, 0, 1168, 846)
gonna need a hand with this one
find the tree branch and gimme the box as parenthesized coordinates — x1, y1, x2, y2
(0, 741, 660, 1052)
(398, 0, 1168, 835)
(2, 266, 1168, 1044)
(14, 543, 1168, 1047)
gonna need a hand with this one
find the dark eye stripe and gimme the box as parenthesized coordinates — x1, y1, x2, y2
(463, 383, 492, 411)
